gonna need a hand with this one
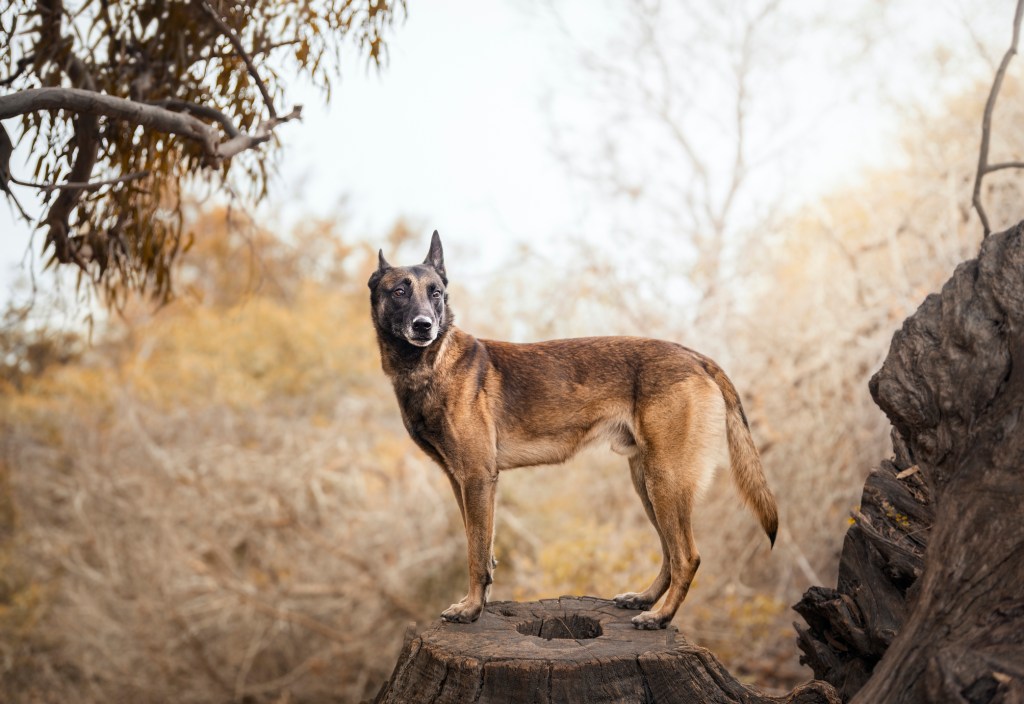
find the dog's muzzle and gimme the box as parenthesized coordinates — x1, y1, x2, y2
(407, 315, 437, 346)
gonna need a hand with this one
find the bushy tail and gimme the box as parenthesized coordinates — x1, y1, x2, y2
(721, 385, 778, 548)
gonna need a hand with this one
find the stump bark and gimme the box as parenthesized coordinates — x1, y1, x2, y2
(796, 222, 1024, 702)
(373, 596, 838, 703)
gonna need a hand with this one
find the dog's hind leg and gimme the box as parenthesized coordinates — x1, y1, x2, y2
(614, 454, 671, 610)
(630, 378, 724, 629)
(630, 465, 701, 630)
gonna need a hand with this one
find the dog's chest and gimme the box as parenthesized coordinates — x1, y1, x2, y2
(396, 384, 448, 464)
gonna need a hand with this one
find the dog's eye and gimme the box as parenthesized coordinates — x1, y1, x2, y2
(392, 288, 405, 297)
(432, 290, 442, 299)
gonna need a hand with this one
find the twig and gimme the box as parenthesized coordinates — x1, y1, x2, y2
(11, 169, 150, 192)
(985, 160, 1024, 174)
(203, 37, 303, 62)
(0, 122, 33, 223)
(170, 611, 236, 696)
(895, 465, 920, 480)
(227, 586, 350, 642)
(0, 53, 36, 87)
(240, 647, 341, 697)
(145, 99, 241, 137)
(197, 0, 277, 118)
(233, 621, 271, 700)
(215, 105, 302, 159)
(971, 0, 1024, 237)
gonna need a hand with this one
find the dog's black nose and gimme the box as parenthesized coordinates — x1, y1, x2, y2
(412, 316, 433, 333)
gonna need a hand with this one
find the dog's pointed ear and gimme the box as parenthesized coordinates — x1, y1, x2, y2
(424, 230, 447, 284)
(368, 248, 391, 289)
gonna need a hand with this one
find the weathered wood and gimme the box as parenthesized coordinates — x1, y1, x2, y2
(373, 596, 839, 704)
(796, 222, 1024, 702)
(793, 457, 933, 699)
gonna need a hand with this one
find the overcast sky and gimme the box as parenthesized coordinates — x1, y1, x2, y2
(0, 0, 1013, 307)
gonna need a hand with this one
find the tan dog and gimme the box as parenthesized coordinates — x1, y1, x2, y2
(368, 231, 778, 629)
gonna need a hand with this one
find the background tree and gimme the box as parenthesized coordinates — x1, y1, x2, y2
(0, 0, 402, 303)
(545, 0, 788, 332)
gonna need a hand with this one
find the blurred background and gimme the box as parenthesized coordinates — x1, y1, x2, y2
(2, 0, 1024, 702)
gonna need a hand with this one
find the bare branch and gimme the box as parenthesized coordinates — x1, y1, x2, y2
(985, 160, 1024, 174)
(145, 99, 241, 138)
(45, 47, 101, 269)
(215, 105, 302, 159)
(197, 0, 277, 119)
(11, 169, 150, 192)
(0, 120, 33, 223)
(0, 87, 301, 162)
(971, 0, 1024, 237)
(0, 87, 219, 150)
(0, 53, 36, 88)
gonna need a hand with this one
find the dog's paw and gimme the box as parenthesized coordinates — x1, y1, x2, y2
(631, 610, 669, 630)
(613, 592, 655, 610)
(441, 600, 483, 624)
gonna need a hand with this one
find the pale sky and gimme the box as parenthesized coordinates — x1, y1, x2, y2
(0, 0, 1013, 307)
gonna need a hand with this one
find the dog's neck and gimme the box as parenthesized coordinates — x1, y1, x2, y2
(374, 314, 459, 390)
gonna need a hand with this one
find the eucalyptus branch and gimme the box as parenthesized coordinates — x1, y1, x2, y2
(197, 0, 278, 119)
(0, 0, 397, 298)
(145, 98, 241, 138)
(0, 54, 37, 88)
(215, 105, 302, 159)
(45, 46, 101, 267)
(11, 169, 150, 192)
(0, 87, 301, 161)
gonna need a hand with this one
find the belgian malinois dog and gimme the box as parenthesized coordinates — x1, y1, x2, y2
(369, 231, 778, 629)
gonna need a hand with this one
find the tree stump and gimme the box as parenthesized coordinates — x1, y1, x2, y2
(373, 596, 838, 703)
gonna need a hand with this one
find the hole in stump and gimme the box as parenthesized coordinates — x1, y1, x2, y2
(515, 614, 603, 640)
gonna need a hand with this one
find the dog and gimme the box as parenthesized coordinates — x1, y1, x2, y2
(368, 231, 778, 629)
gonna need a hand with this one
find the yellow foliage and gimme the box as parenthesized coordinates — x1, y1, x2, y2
(122, 285, 377, 410)
(882, 500, 912, 531)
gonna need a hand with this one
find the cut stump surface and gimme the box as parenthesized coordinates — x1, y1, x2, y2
(373, 596, 838, 704)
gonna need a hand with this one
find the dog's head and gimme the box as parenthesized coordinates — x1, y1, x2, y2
(368, 230, 449, 348)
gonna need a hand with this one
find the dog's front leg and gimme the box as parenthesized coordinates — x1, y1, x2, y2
(441, 473, 497, 623)
(444, 472, 467, 530)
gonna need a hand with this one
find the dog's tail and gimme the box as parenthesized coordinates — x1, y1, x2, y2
(715, 371, 778, 548)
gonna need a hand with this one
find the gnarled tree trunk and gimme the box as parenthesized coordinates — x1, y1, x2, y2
(796, 222, 1024, 702)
